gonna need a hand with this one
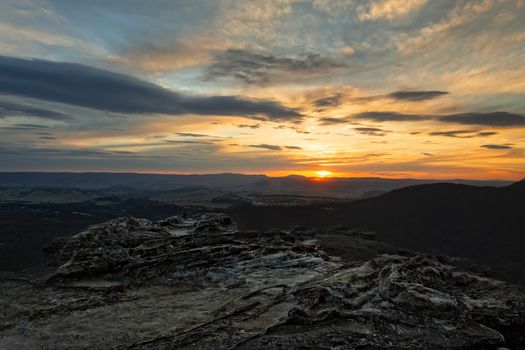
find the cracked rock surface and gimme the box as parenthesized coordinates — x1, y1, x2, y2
(1, 213, 524, 349)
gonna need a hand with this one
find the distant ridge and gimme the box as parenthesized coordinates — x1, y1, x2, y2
(0, 172, 511, 198)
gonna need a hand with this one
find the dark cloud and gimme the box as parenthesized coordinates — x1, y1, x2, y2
(0, 123, 50, 130)
(312, 94, 342, 109)
(237, 124, 261, 129)
(318, 117, 350, 125)
(477, 131, 498, 137)
(0, 145, 137, 158)
(312, 90, 447, 112)
(0, 55, 301, 121)
(429, 130, 499, 138)
(284, 145, 302, 150)
(439, 112, 525, 127)
(355, 111, 425, 122)
(16, 123, 49, 128)
(354, 127, 388, 136)
(174, 132, 212, 137)
(481, 144, 513, 150)
(429, 130, 476, 138)
(164, 140, 212, 145)
(387, 90, 448, 101)
(206, 49, 347, 84)
(0, 100, 70, 120)
(248, 144, 282, 151)
(321, 111, 525, 127)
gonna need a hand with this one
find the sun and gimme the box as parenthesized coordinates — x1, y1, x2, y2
(315, 170, 333, 178)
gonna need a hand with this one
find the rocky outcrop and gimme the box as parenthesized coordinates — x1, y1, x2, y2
(1, 213, 524, 349)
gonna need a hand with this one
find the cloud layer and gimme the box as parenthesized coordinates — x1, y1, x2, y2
(0, 0, 524, 179)
(0, 56, 300, 120)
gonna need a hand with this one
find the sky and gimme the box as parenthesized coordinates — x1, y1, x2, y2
(0, 0, 524, 179)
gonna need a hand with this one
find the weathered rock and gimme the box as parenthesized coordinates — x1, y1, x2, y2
(1, 213, 524, 349)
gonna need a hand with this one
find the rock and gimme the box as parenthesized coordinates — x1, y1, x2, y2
(1, 213, 524, 349)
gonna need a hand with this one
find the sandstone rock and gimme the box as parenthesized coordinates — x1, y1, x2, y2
(1, 213, 524, 349)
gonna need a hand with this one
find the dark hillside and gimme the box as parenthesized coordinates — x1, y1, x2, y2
(229, 180, 525, 283)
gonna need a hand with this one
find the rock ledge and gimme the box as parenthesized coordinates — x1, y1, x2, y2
(1, 213, 524, 349)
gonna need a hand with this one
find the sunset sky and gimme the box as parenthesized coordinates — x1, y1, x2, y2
(1, 0, 524, 179)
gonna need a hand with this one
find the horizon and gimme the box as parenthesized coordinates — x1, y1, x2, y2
(0, 170, 519, 182)
(1, 1, 525, 179)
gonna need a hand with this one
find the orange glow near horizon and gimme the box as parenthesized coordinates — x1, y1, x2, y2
(315, 170, 333, 178)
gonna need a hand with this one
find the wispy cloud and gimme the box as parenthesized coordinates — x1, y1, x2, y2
(428, 130, 496, 138)
(439, 112, 525, 127)
(355, 111, 425, 122)
(206, 49, 347, 84)
(481, 144, 513, 150)
(0, 100, 70, 120)
(248, 144, 282, 151)
(320, 111, 525, 127)
(354, 127, 389, 136)
(164, 140, 213, 145)
(357, 0, 428, 22)
(387, 90, 448, 101)
(237, 123, 261, 129)
(174, 132, 213, 138)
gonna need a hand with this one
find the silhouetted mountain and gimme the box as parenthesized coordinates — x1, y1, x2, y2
(229, 180, 525, 283)
(0, 172, 511, 198)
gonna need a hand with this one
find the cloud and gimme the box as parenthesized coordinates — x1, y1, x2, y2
(321, 111, 525, 127)
(481, 144, 513, 150)
(0, 55, 301, 121)
(387, 90, 448, 101)
(206, 49, 347, 84)
(311, 89, 448, 112)
(0, 100, 70, 120)
(438, 112, 525, 127)
(0, 123, 49, 129)
(114, 36, 228, 72)
(357, 0, 428, 22)
(477, 131, 498, 137)
(0, 145, 138, 158)
(174, 132, 213, 138)
(355, 111, 425, 122)
(248, 144, 282, 151)
(237, 123, 261, 129)
(428, 130, 492, 138)
(312, 94, 342, 108)
(354, 127, 388, 136)
(164, 140, 213, 145)
(396, 0, 496, 54)
(429, 130, 465, 137)
(318, 117, 351, 125)
(284, 145, 302, 150)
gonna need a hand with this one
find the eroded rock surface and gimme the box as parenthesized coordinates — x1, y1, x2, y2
(1, 213, 524, 349)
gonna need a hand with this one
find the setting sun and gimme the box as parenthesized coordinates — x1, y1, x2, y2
(315, 170, 333, 178)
